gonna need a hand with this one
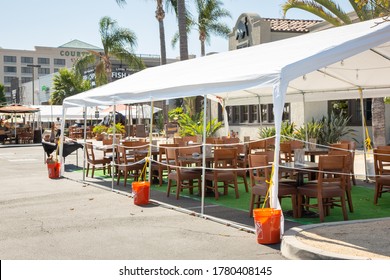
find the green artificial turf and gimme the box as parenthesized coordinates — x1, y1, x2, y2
(86, 170, 390, 225)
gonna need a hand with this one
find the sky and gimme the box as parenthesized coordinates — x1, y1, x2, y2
(0, 0, 352, 58)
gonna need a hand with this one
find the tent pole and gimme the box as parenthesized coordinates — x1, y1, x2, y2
(59, 107, 66, 177)
(221, 99, 229, 137)
(359, 88, 369, 182)
(201, 94, 207, 216)
(111, 103, 116, 191)
(82, 106, 87, 182)
(147, 101, 154, 183)
(303, 93, 308, 148)
(258, 96, 263, 131)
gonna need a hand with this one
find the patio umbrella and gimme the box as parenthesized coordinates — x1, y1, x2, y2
(0, 104, 39, 114)
(0, 104, 40, 140)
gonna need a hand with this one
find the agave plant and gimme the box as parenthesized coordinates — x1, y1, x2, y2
(318, 111, 356, 145)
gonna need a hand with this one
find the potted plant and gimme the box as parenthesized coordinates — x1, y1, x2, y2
(107, 123, 125, 136)
(305, 119, 323, 150)
(92, 124, 108, 141)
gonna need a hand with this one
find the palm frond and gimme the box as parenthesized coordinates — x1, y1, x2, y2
(282, 0, 346, 26)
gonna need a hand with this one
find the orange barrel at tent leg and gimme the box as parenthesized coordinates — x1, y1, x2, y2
(253, 208, 281, 244)
(47, 162, 61, 179)
(132, 181, 150, 205)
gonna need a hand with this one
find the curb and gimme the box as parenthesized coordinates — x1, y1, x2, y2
(281, 218, 390, 260)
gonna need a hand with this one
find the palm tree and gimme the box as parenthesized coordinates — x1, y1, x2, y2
(116, 0, 178, 65)
(283, 0, 388, 147)
(172, 0, 231, 57)
(74, 16, 144, 87)
(51, 68, 91, 105)
(0, 84, 6, 106)
(177, 0, 189, 60)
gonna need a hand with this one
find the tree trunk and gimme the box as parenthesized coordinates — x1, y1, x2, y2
(177, 0, 189, 61)
(201, 39, 205, 57)
(155, 1, 167, 65)
(372, 98, 386, 147)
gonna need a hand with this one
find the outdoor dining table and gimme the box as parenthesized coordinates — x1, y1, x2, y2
(42, 140, 83, 165)
(279, 161, 319, 187)
(303, 148, 329, 162)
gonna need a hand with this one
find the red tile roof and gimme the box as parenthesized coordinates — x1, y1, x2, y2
(264, 18, 322, 33)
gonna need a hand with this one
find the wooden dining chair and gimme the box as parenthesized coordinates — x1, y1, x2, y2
(297, 155, 349, 222)
(329, 142, 354, 212)
(248, 154, 298, 218)
(150, 143, 178, 186)
(248, 154, 269, 217)
(340, 140, 357, 185)
(205, 148, 239, 200)
(222, 137, 240, 145)
(85, 142, 111, 178)
(373, 148, 390, 205)
(248, 139, 267, 154)
(166, 146, 202, 199)
(115, 145, 145, 187)
(279, 142, 297, 181)
(232, 143, 249, 193)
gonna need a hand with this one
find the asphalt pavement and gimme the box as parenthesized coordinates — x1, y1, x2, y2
(1, 143, 389, 260)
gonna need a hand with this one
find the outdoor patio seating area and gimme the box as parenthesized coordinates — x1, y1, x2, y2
(66, 135, 389, 225)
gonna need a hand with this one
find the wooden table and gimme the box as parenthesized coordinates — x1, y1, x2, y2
(280, 161, 319, 186)
(303, 148, 329, 162)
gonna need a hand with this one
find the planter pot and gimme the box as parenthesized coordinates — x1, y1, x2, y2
(308, 138, 317, 150)
(95, 133, 104, 141)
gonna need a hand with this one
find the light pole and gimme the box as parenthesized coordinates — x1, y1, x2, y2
(27, 64, 41, 105)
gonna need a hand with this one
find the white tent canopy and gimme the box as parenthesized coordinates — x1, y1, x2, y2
(64, 18, 390, 109)
(35, 105, 108, 122)
(62, 18, 390, 221)
(102, 104, 162, 119)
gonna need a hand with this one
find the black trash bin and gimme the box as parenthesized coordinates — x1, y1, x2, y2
(34, 129, 42, 143)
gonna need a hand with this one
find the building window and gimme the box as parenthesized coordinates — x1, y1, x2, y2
(329, 99, 372, 126)
(54, 58, 65, 66)
(4, 76, 15, 83)
(232, 106, 240, 124)
(38, 57, 50, 64)
(249, 105, 258, 123)
(3, 56, 16, 63)
(240, 105, 249, 123)
(21, 67, 33, 74)
(21, 77, 32, 83)
(21, 57, 34, 64)
(283, 103, 291, 121)
(227, 103, 290, 125)
(54, 68, 60, 73)
(260, 104, 275, 123)
(38, 68, 50, 75)
(4, 66, 17, 73)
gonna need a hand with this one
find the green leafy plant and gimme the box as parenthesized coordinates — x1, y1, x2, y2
(168, 107, 184, 122)
(258, 126, 276, 138)
(258, 121, 296, 141)
(295, 118, 323, 140)
(177, 111, 222, 137)
(92, 124, 108, 134)
(107, 123, 125, 134)
(318, 111, 356, 145)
